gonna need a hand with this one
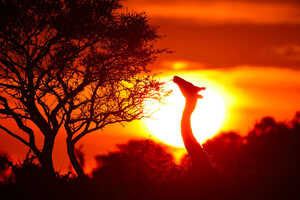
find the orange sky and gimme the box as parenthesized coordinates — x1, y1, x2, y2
(1, 0, 300, 173)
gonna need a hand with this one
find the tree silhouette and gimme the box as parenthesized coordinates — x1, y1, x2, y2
(0, 0, 168, 176)
(204, 132, 245, 181)
(204, 113, 300, 199)
(92, 139, 181, 199)
(245, 117, 299, 187)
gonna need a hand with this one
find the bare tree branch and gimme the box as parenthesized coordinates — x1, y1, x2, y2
(0, 125, 29, 147)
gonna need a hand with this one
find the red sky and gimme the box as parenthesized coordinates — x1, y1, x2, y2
(1, 0, 300, 173)
(124, 0, 300, 133)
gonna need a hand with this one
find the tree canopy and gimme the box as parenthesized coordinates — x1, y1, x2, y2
(0, 0, 168, 176)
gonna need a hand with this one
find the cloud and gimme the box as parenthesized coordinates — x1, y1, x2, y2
(150, 18, 300, 69)
(127, 0, 300, 5)
(124, 0, 300, 70)
(125, 0, 300, 24)
(274, 45, 300, 61)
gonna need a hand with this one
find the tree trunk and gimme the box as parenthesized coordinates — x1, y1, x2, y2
(38, 153, 55, 175)
(67, 138, 85, 177)
(38, 135, 56, 175)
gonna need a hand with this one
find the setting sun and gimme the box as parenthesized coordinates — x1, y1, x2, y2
(144, 76, 226, 147)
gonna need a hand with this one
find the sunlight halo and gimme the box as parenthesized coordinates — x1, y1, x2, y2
(144, 75, 226, 147)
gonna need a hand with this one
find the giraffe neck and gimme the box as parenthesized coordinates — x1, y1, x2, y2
(181, 98, 204, 157)
(181, 97, 213, 171)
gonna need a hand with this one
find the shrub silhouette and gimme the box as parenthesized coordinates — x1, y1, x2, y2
(1, 112, 300, 200)
(205, 114, 300, 199)
(92, 139, 181, 199)
(0, 153, 13, 183)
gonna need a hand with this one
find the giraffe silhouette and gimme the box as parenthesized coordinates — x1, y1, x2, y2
(173, 76, 217, 179)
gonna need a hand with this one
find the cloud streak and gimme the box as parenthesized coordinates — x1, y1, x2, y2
(126, 0, 300, 24)
(153, 19, 300, 69)
(125, 0, 300, 70)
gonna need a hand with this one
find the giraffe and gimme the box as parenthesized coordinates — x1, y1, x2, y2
(173, 76, 216, 178)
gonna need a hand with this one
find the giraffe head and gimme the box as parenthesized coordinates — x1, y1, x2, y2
(173, 76, 206, 99)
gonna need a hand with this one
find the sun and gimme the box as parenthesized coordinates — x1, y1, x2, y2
(144, 76, 226, 147)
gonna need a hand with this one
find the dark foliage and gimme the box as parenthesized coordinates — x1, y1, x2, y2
(91, 139, 182, 199)
(1, 112, 300, 200)
(205, 114, 300, 199)
(0, 153, 13, 183)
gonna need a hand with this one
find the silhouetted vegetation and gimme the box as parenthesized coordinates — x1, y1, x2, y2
(204, 113, 300, 199)
(92, 140, 182, 199)
(0, 0, 168, 176)
(0, 153, 13, 183)
(1, 112, 300, 200)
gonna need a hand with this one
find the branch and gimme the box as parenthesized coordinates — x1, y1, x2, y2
(71, 114, 139, 145)
(51, 79, 90, 123)
(0, 125, 30, 146)
(0, 83, 20, 90)
(81, 82, 102, 135)
(32, 32, 61, 66)
(0, 57, 24, 84)
(0, 32, 27, 56)
(36, 95, 50, 121)
(0, 96, 34, 136)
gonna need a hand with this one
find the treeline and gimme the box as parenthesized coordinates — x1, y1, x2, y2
(1, 112, 300, 200)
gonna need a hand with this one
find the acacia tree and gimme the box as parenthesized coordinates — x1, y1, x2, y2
(0, 0, 168, 176)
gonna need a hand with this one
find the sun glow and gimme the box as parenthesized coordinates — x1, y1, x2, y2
(144, 76, 226, 147)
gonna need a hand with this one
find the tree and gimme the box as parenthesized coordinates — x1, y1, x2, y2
(0, 0, 168, 176)
(92, 140, 180, 199)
